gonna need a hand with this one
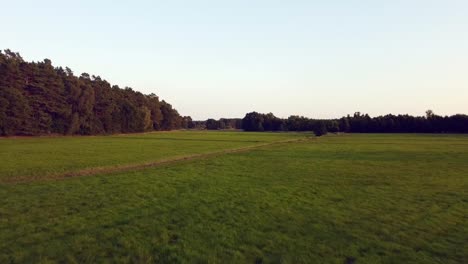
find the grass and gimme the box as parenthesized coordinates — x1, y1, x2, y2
(0, 132, 467, 263)
(0, 131, 304, 182)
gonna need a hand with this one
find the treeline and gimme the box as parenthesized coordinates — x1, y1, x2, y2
(0, 50, 191, 136)
(192, 118, 242, 130)
(241, 111, 468, 134)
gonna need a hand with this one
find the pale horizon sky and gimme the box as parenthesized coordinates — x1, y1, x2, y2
(2, 0, 467, 120)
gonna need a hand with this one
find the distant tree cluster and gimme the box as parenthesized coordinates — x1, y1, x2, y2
(192, 118, 242, 130)
(0, 50, 191, 136)
(241, 111, 468, 135)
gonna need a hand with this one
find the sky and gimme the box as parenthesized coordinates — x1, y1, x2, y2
(1, 0, 467, 120)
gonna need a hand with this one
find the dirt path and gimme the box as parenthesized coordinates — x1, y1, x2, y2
(4, 138, 310, 184)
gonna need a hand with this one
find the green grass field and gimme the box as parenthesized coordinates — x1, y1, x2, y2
(0, 132, 467, 263)
(0, 131, 304, 183)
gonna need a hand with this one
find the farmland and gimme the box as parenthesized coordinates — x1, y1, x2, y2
(0, 132, 467, 263)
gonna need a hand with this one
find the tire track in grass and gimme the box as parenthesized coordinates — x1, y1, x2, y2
(3, 138, 311, 184)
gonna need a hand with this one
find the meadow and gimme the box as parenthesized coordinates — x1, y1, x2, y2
(0, 132, 467, 263)
(0, 131, 304, 183)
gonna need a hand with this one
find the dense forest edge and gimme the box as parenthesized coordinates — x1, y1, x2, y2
(1, 50, 467, 136)
(0, 50, 192, 136)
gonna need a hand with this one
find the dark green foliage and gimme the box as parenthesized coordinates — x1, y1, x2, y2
(205, 118, 220, 130)
(243, 112, 265, 131)
(286, 115, 311, 131)
(339, 117, 351, 132)
(220, 118, 242, 129)
(181, 116, 193, 129)
(241, 111, 468, 133)
(345, 111, 468, 133)
(0, 50, 187, 135)
(0, 87, 31, 135)
(160, 101, 183, 130)
(242, 112, 275, 131)
(314, 121, 328, 136)
(192, 118, 241, 130)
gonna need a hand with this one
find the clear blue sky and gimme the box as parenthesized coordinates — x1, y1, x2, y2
(2, 0, 467, 120)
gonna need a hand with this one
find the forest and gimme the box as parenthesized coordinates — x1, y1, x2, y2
(0, 50, 191, 136)
(239, 111, 468, 134)
(196, 111, 468, 134)
(1, 49, 468, 136)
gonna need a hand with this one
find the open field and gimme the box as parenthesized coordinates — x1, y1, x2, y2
(0, 132, 467, 263)
(0, 131, 304, 183)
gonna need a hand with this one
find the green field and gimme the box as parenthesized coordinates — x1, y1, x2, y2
(0, 131, 304, 183)
(0, 132, 467, 263)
